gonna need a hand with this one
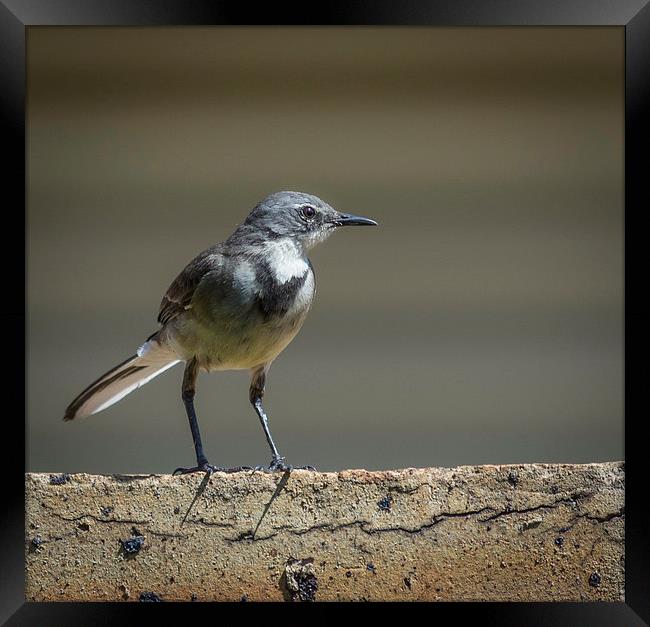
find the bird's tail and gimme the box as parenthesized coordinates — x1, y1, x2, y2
(63, 334, 181, 421)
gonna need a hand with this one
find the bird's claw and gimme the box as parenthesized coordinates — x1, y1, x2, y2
(253, 456, 291, 473)
(172, 462, 221, 476)
(172, 462, 255, 475)
(253, 457, 316, 472)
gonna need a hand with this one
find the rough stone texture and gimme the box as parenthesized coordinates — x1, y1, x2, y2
(25, 463, 624, 602)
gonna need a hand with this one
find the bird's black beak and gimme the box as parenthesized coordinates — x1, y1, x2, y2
(332, 212, 378, 227)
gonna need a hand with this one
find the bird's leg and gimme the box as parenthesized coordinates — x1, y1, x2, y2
(250, 366, 316, 472)
(173, 358, 219, 475)
(173, 359, 251, 475)
(250, 366, 286, 470)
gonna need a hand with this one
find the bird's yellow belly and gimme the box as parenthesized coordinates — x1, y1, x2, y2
(168, 311, 307, 372)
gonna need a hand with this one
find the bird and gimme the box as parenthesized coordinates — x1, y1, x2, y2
(63, 191, 377, 474)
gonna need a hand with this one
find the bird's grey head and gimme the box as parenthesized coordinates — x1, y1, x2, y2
(242, 191, 377, 250)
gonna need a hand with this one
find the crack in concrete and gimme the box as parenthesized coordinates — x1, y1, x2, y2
(224, 493, 624, 544)
(50, 512, 151, 526)
(183, 517, 237, 529)
(477, 497, 580, 523)
(583, 510, 625, 524)
(36, 488, 623, 549)
(550, 508, 625, 536)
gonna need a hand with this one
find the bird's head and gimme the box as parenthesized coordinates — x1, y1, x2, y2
(244, 191, 377, 250)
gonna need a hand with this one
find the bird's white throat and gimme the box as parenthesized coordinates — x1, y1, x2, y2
(263, 239, 309, 284)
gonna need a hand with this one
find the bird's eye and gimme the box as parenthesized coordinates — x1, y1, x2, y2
(300, 206, 316, 220)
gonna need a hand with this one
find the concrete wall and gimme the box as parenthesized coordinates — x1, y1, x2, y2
(26, 462, 623, 601)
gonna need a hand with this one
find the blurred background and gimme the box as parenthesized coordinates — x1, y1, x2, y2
(27, 27, 623, 474)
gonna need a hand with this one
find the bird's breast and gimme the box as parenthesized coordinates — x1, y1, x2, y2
(254, 262, 314, 321)
(170, 257, 315, 372)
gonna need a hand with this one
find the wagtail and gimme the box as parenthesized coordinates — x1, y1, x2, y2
(64, 191, 377, 473)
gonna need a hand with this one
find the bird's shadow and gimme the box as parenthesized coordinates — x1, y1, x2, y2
(251, 469, 291, 540)
(179, 468, 292, 536)
(180, 472, 212, 526)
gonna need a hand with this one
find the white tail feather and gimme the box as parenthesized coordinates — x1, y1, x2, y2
(64, 338, 181, 420)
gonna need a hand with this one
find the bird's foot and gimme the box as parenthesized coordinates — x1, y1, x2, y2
(172, 462, 252, 476)
(254, 457, 317, 472)
(172, 461, 220, 476)
(255, 456, 291, 473)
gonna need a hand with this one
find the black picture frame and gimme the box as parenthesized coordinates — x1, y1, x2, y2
(3, 0, 648, 623)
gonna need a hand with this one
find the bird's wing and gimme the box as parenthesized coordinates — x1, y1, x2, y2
(157, 246, 223, 326)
